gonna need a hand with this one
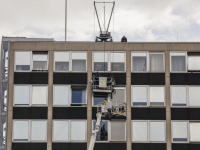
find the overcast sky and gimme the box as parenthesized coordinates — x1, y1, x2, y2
(1, 0, 200, 42)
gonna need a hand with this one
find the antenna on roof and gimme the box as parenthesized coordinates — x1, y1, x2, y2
(94, 1, 115, 42)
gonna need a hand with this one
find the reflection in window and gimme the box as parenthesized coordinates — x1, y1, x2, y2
(94, 52, 108, 71)
(71, 87, 86, 106)
(54, 52, 69, 71)
(132, 52, 147, 71)
(72, 52, 86, 71)
(93, 121, 108, 141)
(93, 93, 107, 106)
(33, 52, 48, 70)
(111, 52, 125, 71)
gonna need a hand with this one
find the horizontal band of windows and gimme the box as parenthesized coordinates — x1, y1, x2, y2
(171, 108, 200, 120)
(12, 143, 47, 150)
(172, 143, 200, 150)
(170, 73, 200, 85)
(52, 143, 87, 150)
(132, 143, 166, 150)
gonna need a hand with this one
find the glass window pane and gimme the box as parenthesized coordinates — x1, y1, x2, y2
(150, 122, 165, 142)
(14, 86, 30, 105)
(71, 88, 86, 104)
(53, 121, 69, 141)
(111, 121, 126, 141)
(111, 52, 125, 71)
(132, 86, 147, 106)
(13, 121, 29, 141)
(32, 86, 47, 105)
(93, 121, 108, 141)
(94, 52, 108, 71)
(15, 52, 31, 71)
(71, 121, 86, 141)
(171, 87, 187, 106)
(189, 87, 200, 106)
(33, 61, 47, 70)
(54, 86, 69, 105)
(150, 87, 165, 106)
(72, 60, 86, 71)
(55, 62, 69, 71)
(171, 56, 185, 71)
(150, 54, 164, 71)
(132, 121, 148, 141)
(112, 89, 125, 103)
(188, 56, 200, 71)
(93, 93, 108, 106)
(172, 122, 187, 142)
(31, 121, 47, 141)
(132, 53, 147, 71)
(190, 122, 200, 142)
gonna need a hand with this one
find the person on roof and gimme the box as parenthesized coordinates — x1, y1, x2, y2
(102, 98, 107, 105)
(121, 36, 127, 42)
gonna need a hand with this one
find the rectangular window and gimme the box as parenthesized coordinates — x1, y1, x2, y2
(71, 121, 86, 141)
(93, 52, 108, 71)
(132, 121, 148, 142)
(150, 121, 165, 142)
(111, 121, 126, 141)
(14, 85, 30, 105)
(190, 122, 200, 142)
(54, 52, 69, 71)
(110, 52, 125, 71)
(172, 122, 188, 142)
(149, 53, 164, 71)
(72, 52, 86, 71)
(171, 52, 186, 71)
(188, 53, 200, 71)
(53, 120, 69, 141)
(93, 93, 108, 106)
(149, 87, 165, 106)
(71, 86, 86, 106)
(13, 121, 29, 141)
(93, 121, 108, 141)
(32, 86, 48, 105)
(132, 52, 147, 71)
(31, 121, 47, 141)
(33, 52, 48, 70)
(132, 86, 147, 106)
(112, 88, 126, 103)
(171, 86, 187, 106)
(15, 51, 31, 71)
(189, 87, 200, 106)
(53, 85, 69, 106)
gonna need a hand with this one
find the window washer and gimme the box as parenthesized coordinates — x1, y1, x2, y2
(95, 71, 101, 88)
(102, 98, 107, 105)
(121, 36, 127, 42)
(100, 124, 107, 140)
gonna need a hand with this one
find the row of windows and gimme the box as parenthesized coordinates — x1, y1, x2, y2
(13, 85, 200, 107)
(15, 51, 200, 72)
(15, 120, 200, 143)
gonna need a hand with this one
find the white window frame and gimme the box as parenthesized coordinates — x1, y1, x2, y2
(149, 52, 165, 72)
(92, 51, 126, 72)
(131, 51, 148, 72)
(54, 51, 87, 72)
(132, 120, 166, 143)
(171, 120, 189, 143)
(70, 86, 87, 106)
(12, 120, 47, 143)
(32, 52, 49, 71)
(170, 51, 187, 73)
(171, 85, 200, 108)
(131, 85, 165, 107)
(110, 120, 126, 142)
(53, 85, 71, 107)
(13, 85, 48, 107)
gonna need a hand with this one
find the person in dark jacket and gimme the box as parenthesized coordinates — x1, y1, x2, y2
(95, 72, 101, 87)
(121, 36, 127, 42)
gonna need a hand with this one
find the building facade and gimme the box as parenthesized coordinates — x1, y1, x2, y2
(2, 37, 200, 150)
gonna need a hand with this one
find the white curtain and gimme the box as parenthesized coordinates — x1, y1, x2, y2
(171, 56, 185, 71)
(189, 87, 200, 106)
(31, 121, 47, 141)
(33, 54, 48, 61)
(150, 122, 165, 142)
(72, 60, 86, 71)
(111, 121, 126, 141)
(150, 54, 164, 71)
(32, 86, 47, 105)
(81, 89, 86, 103)
(132, 57, 146, 71)
(150, 87, 165, 106)
(54, 86, 69, 105)
(94, 52, 108, 62)
(71, 121, 86, 141)
(188, 56, 200, 71)
(171, 87, 187, 106)
(72, 52, 86, 59)
(132, 87, 147, 106)
(14, 85, 30, 105)
(15, 51, 31, 65)
(112, 89, 125, 103)
(13, 121, 29, 141)
(53, 121, 69, 141)
(172, 122, 187, 141)
(55, 52, 69, 62)
(132, 122, 148, 141)
(110, 52, 125, 62)
(190, 122, 200, 142)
